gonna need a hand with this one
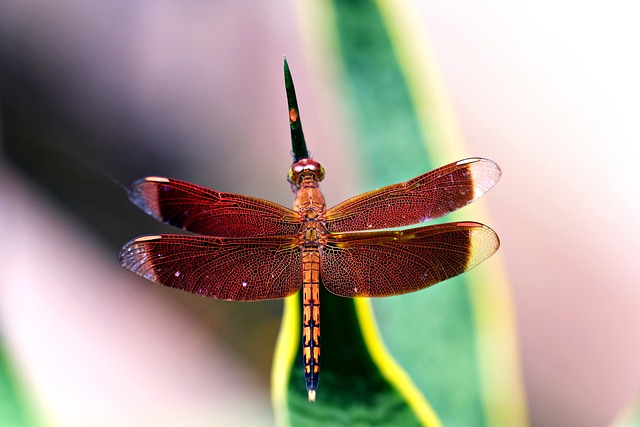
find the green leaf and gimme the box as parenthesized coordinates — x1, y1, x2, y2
(273, 291, 440, 427)
(273, 0, 528, 426)
(0, 342, 38, 427)
(610, 396, 640, 427)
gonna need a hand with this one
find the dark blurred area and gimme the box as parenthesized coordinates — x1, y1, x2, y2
(0, 2, 313, 425)
(0, 2, 292, 244)
(2, 47, 173, 245)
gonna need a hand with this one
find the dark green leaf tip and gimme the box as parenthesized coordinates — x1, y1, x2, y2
(284, 58, 309, 162)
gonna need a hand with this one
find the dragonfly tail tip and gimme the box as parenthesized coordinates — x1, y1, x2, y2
(308, 390, 316, 402)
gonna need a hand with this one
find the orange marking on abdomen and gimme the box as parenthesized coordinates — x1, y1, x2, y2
(301, 248, 321, 397)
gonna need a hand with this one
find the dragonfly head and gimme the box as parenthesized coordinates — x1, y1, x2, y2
(288, 158, 325, 188)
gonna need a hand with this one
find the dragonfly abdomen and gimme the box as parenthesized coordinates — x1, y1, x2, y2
(301, 247, 321, 402)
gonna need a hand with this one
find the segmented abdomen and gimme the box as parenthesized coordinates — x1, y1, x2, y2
(301, 248, 320, 401)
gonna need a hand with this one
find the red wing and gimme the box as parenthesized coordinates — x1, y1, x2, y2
(119, 234, 302, 301)
(129, 177, 300, 237)
(325, 158, 500, 232)
(321, 222, 499, 297)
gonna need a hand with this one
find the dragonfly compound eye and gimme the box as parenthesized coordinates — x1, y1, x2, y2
(289, 159, 325, 184)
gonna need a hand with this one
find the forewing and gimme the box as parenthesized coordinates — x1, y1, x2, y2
(120, 234, 302, 301)
(325, 158, 500, 232)
(129, 177, 300, 237)
(321, 222, 499, 297)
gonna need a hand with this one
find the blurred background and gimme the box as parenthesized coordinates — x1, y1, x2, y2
(1, 1, 639, 426)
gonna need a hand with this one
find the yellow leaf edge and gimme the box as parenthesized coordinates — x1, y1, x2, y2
(271, 294, 442, 427)
(374, 0, 530, 425)
(271, 295, 299, 427)
(354, 298, 443, 427)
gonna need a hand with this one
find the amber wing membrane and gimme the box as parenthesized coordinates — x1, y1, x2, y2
(129, 177, 300, 237)
(119, 234, 302, 301)
(321, 222, 499, 297)
(325, 158, 500, 233)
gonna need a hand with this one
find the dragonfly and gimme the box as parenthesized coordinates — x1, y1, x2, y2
(119, 59, 501, 402)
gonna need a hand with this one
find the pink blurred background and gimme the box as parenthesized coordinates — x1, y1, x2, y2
(421, 3, 640, 426)
(1, 1, 639, 426)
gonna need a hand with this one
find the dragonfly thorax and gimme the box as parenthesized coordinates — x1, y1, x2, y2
(293, 186, 327, 217)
